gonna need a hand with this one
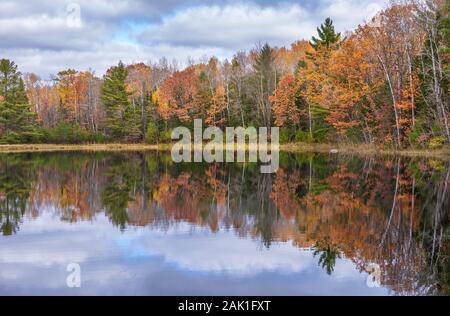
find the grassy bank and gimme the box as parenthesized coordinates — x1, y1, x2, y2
(281, 143, 450, 159)
(0, 143, 449, 159)
(0, 143, 169, 153)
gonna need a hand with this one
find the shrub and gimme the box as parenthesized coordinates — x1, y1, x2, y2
(428, 136, 447, 149)
(91, 133, 108, 144)
(41, 123, 105, 144)
(160, 129, 173, 144)
(145, 122, 159, 144)
(279, 128, 292, 144)
(312, 126, 329, 143)
(408, 119, 429, 148)
(0, 132, 21, 144)
(19, 130, 45, 143)
(295, 130, 312, 143)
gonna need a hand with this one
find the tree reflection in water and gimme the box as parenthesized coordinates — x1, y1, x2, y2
(313, 237, 342, 275)
(0, 151, 448, 295)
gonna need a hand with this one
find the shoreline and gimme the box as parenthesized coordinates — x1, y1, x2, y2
(280, 143, 450, 159)
(0, 143, 166, 153)
(0, 143, 449, 159)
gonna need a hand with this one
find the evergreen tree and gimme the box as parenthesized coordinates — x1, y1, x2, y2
(123, 99, 143, 142)
(254, 43, 275, 78)
(300, 19, 341, 142)
(313, 237, 342, 275)
(0, 156, 35, 235)
(0, 59, 38, 143)
(310, 18, 342, 50)
(101, 61, 142, 142)
(0, 59, 17, 102)
(253, 43, 277, 127)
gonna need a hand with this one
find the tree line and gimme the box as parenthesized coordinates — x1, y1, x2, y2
(0, 0, 449, 148)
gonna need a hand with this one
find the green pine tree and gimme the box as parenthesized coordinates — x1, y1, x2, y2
(254, 43, 275, 78)
(101, 61, 142, 142)
(310, 18, 342, 50)
(0, 59, 38, 143)
(123, 100, 143, 142)
(253, 43, 276, 127)
(0, 156, 35, 235)
(313, 237, 342, 275)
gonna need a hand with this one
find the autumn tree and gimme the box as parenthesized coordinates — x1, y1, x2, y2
(275, 40, 313, 74)
(327, 33, 380, 143)
(364, 3, 424, 147)
(415, 0, 450, 144)
(24, 73, 61, 128)
(55, 69, 81, 124)
(126, 63, 153, 137)
(200, 57, 230, 127)
(296, 36, 337, 141)
(54, 69, 102, 134)
(270, 73, 303, 128)
(206, 85, 227, 127)
(157, 66, 201, 123)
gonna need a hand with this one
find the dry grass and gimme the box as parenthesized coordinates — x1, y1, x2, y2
(280, 143, 450, 160)
(0, 142, 449, 160)
(0, 143, 167, 153)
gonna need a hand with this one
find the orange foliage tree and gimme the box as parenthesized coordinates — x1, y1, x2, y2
(206, 85, 227, 127)
(157, 66, 201, 122)
(270, 74, 302, 128)
(327, 34, 380, 142)
(55, 70, 98, 130)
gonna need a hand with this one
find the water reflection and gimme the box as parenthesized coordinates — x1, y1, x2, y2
(0, 152, 448, 295)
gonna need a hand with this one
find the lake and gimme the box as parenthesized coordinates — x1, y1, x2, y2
(0, 151, 448, 296)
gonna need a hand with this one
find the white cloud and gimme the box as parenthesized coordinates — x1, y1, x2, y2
(0, 15, 107, 51)
(140, 4, 313, 50)
(2, 43, 228, 78)
(318, 0, 387, 28)
(0, 0, 388, 78)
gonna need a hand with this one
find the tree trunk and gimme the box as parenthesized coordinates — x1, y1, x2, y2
(378, 54, 401, 148)
(429, 32, 450, 143)
(406, 50, 415, 127)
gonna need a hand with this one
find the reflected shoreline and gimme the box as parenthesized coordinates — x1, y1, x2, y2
(0, 151, 449, 296)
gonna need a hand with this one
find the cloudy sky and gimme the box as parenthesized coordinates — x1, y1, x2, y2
(0, 0, 387, 79)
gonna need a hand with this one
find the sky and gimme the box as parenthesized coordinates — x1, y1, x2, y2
(0, 0, 387, 79)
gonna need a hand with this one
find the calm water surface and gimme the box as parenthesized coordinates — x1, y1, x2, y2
(0, 151, 448, 296)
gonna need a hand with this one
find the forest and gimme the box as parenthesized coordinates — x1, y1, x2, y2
(0, 0, 449, 149)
